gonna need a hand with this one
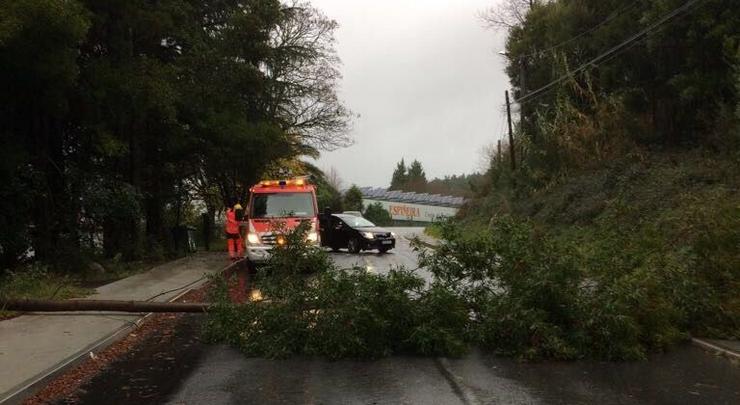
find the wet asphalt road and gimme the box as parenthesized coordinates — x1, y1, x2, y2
(70, 227, 740, 404)
(165, 345, 740, 405)
(327, 227, 432, 279)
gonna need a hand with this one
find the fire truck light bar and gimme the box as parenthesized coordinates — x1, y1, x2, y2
(259, 178, 306, 187)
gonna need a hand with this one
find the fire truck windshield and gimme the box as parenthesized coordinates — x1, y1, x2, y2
(251, 192, 315, 218)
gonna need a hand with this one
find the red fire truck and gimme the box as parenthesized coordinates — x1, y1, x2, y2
(244, 177, 320, 263)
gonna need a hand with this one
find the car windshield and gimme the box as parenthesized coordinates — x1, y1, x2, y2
(340, 215, 376, 228)
(251, 192, 315, 218)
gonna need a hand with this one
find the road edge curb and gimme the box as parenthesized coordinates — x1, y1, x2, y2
(0, 258, 238, 405)
(691, 338, 740, 362)
(404, 235, 439, 249)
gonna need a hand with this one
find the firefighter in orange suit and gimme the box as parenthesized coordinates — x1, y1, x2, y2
(225, 203, 244, 260)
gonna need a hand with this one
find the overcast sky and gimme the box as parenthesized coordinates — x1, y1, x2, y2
(309, 0, 511, 188)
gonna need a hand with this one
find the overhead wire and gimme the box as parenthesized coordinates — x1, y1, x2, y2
(516, 0, 707, 106)
(516, 0, 644, 60)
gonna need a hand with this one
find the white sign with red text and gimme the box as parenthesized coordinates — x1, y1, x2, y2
(362, 199, 458, 222)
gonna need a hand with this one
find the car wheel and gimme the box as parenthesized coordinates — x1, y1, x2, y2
(348, 238, 361, 253)
(379, 247, 390, 254)
(330, 245, 340, 252)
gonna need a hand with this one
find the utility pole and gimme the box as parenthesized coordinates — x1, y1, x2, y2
(505, 90, 516, 171)
(519, 58, 530, 141)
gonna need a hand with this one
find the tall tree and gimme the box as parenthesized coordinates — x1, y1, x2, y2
(76, 0, 199, 258)
(0, 0, 91, 266)
(389, 158, 407, 190)
(481, 0, 541, 30)
(264, 1, 353, 152)
(343, 185, 364, 212)
(0, 0, 353, 270)
(406, 160, 427, 193)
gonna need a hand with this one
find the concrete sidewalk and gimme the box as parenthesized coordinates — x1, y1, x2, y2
(0, 252, 227, 403)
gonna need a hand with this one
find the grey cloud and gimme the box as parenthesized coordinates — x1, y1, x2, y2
(311, 0, 510, 187)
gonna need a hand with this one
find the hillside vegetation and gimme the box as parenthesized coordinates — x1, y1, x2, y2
(450, 0, 740, 352)
(462, 149, 739, 342)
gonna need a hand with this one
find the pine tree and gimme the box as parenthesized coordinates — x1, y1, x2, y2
(389, 158, 407, 190)
(343, 185, 364, 212)
(406, 160, 427, 193)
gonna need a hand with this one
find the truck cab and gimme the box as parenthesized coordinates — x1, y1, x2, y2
(244, 178, 320, 263)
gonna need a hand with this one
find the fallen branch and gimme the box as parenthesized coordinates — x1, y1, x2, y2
(2, 298, 211, 313)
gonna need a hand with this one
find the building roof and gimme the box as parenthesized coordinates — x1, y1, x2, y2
(359, 187, 466, 208)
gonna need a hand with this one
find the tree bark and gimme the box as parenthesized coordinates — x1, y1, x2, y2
(3, 298, 210, 313)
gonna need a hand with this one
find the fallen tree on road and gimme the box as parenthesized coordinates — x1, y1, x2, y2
(2, 298, 211, 313)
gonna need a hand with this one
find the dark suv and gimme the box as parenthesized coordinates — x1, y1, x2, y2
(320, 214, 396, 253)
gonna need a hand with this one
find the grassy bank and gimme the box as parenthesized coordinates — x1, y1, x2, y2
(457, 148, 739, 346)
(0, 258, 167, 319)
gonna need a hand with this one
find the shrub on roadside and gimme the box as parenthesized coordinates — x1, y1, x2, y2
(0, 263, 92, 301)
(418, 215, 730, 361)
(420, 216, 585, 360)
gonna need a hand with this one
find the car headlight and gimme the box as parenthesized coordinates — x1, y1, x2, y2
(247, 233, 260, 245)
(390, 232, 396, 237)
(362, 232, 375, 239)
(306, 231, 318, 243)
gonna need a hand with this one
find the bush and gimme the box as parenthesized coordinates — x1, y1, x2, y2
(0, 263, 91, 301)
(204, 222, 469, 359)
(418, 215, 733, 360)
(363, 202, 392, 226)
(420, 217, 585, 360)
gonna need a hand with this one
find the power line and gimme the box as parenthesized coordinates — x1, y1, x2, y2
(517, 0, 643, 60)
(518, 0, 704, 104)
(517, 0, 706, 105)
(517, 35, 647, 107)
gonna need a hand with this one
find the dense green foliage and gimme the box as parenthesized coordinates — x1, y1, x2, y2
(427, 173, 485, 198)
(419, 215, 708, 360)
(484, 0, 740, 185)
(389, 158, 427, 192)
(0, 0, 350, 270)
(389, 158, 408, 190)
(342, 185, 364, 212)
(363, 202, 392, 226)
(468, 150, 740, 342)
(205, 223, 469, 359)
(465, 0, 740, 352)
(205, 195, 737, 361)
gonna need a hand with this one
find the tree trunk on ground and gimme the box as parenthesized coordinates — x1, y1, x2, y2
(2, 298, 210, 313)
